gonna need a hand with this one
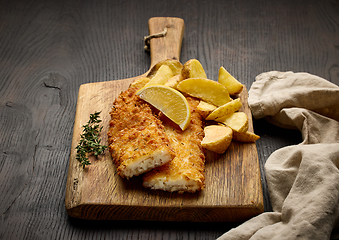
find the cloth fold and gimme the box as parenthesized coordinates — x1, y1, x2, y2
(217, 71, 339, 240)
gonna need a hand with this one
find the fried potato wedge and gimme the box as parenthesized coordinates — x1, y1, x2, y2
(219, 111, 248, 132)
(206, 98, 242, 121)
(164, 74, 183, 89)
(218, 66, 243, 95)
(145, 65, 173, 86)
(197, 101, 217, 119)
(147, 59, 183, 79)
(177, 78, 231, 106)
(201, 125, 233, 154)
(130, 77, 151, 89)
(181, 59, 207, 79)
(233, 131, 260, 142)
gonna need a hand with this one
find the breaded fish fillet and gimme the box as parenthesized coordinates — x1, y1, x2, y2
(143, 97, 206, 193)
(107, 87, 175, 178)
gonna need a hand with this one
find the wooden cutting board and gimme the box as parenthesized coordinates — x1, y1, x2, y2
(65, 17, 264, 222)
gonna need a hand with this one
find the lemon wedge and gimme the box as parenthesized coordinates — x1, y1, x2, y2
(136, 85, 191, 130)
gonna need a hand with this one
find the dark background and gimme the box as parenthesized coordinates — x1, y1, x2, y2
(1, 0, 338, 239)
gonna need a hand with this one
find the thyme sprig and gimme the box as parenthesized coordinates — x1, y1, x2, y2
(76, 111, 107, 168)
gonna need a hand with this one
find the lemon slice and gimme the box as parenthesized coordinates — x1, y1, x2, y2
(136, 85, 191, 130)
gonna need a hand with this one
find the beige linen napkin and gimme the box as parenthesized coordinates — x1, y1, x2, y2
(217, 71, 339, 240)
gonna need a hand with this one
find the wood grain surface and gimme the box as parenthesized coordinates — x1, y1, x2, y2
(65, 79, 263, 222)
(1, 0, 338, 239)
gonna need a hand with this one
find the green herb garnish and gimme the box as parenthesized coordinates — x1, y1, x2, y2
(76, 111, 107, 168)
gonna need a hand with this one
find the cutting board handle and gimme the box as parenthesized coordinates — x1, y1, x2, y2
(147, 17, 185, 68)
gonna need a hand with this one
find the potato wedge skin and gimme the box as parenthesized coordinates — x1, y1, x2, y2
(201, 125, 233, 154)
(164, 74, 183, 89)
(147, 59, 183, 79)
(181, 59, 207, 79)
(218, 66, 243, 95)
(130, 77, 151, 89)
(219, 111, 249, 132)
(206, 98, 242, 121)
(233, 131, 260, 142)
(197, 101, 217, 119)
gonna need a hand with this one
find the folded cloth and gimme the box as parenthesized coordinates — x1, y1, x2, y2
(217, 71, 339, 240)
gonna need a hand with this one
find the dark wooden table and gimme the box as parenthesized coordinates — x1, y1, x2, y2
(1, 0, 338, 239)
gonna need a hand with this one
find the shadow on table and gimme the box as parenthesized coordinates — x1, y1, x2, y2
(252, 117, 302, 213)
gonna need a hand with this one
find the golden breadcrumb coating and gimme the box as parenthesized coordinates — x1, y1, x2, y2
(143, 97, 206, 193)
(107, 87, 175, 178)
